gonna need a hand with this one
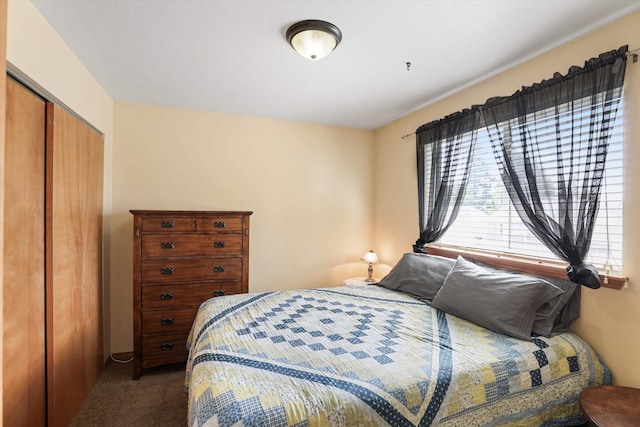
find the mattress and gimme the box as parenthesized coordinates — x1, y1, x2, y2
(185, 284, 610, 426)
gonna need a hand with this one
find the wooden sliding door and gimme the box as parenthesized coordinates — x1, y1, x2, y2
(46, 103, 104, 427)
(3, 77, 47, 427)
(3, 79, 104, 426)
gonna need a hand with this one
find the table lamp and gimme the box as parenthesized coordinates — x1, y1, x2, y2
(361, 250, 379, 282)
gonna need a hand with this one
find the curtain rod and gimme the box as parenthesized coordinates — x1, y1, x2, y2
(400, 47, 639, 141)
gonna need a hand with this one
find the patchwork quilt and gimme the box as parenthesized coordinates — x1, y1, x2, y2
(185, 285, 610, 426)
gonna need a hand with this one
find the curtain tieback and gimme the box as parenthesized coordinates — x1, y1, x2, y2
(413, 239, 427, 254)
(566, 262, 601, 289)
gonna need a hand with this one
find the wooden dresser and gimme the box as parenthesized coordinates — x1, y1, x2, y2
(131, 210, 252, 379)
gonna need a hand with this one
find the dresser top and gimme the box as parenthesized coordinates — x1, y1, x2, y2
(130, 210, 253, 216)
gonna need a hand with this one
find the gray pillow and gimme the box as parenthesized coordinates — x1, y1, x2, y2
(467, 259, 578, 336)
(431, 256, 565, 340)
(532, 277, 577, 336)
(547, 279, 581, 333)
(377, 253, 455, 302)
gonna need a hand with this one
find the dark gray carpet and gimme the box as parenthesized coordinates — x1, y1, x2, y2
(70, 361, 188, 426)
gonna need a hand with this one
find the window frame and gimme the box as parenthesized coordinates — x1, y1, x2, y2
(435, 102, 625, 278)
(413, 47, 629, 289)
(425, 243, 627, 289)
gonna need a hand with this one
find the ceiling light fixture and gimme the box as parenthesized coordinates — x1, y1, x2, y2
(286, 20, 342, 60)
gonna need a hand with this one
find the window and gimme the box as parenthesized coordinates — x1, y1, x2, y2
(437, 98, 624, 273)
(415, 47, 628, 288)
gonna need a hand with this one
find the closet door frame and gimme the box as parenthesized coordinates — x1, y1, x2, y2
(0, 0, 7, 421)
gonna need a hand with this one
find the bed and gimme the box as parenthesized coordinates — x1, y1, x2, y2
(185, 255, 610, 426)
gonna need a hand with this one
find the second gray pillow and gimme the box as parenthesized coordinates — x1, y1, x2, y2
(377, 253, 455, 302)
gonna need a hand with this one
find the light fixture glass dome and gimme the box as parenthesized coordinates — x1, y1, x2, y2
(286, 20, 342, 60)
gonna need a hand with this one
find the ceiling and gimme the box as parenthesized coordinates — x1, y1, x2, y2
(31, 0, 640, 130)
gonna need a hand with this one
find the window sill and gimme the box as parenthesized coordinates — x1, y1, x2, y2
(425, 244, 628, 290)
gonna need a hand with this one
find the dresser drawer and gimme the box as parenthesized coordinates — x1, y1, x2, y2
(141, 257, 243, 283)
(141, 216, 194, 232)
(196, 217, 243, 231)
(141, 282, 244, 309)
(142, 333, 189, 360)
(141, 308, 198, 335)
(141, 233, 242, 258)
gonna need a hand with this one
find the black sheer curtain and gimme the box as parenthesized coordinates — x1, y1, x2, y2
(413, 108, 480, 253)
(482, 46, 628, 288)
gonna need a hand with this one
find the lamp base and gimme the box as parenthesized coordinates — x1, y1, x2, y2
(365, 263, 375, 282)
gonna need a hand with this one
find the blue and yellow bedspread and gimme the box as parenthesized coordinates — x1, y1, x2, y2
(185, 285, 610, 426)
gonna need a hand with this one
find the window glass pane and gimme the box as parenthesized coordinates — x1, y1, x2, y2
(437, 98, 623, 273)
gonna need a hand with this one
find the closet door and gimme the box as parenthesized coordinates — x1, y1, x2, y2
(46, 103, 104, 426)
(3, 78, 47, 426)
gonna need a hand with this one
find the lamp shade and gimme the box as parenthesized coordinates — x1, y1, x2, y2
(286, 20, 342, 60)
(361, 250, 379, 264)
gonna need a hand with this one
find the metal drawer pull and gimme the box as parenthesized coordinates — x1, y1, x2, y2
(213, 290, 226, 297)
(161, 317, 174, 326)
(213, 266, 226, 273)
(160, 292, 174, 300)
(213, 241, 225, 248)
(213, 221, 226, 228)
(160, 343, 174, 351)
(160, 267, 174, 275)
(161, 242, 175, 249)
(161, 221, 175, 228)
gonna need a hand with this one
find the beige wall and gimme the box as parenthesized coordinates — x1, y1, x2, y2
(374, 11, 640, 387)
(6, 0, 115, 358)
(6, 0, 375, 357)
(111, 103, 375, 352)
(8, 0, 640, 385)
